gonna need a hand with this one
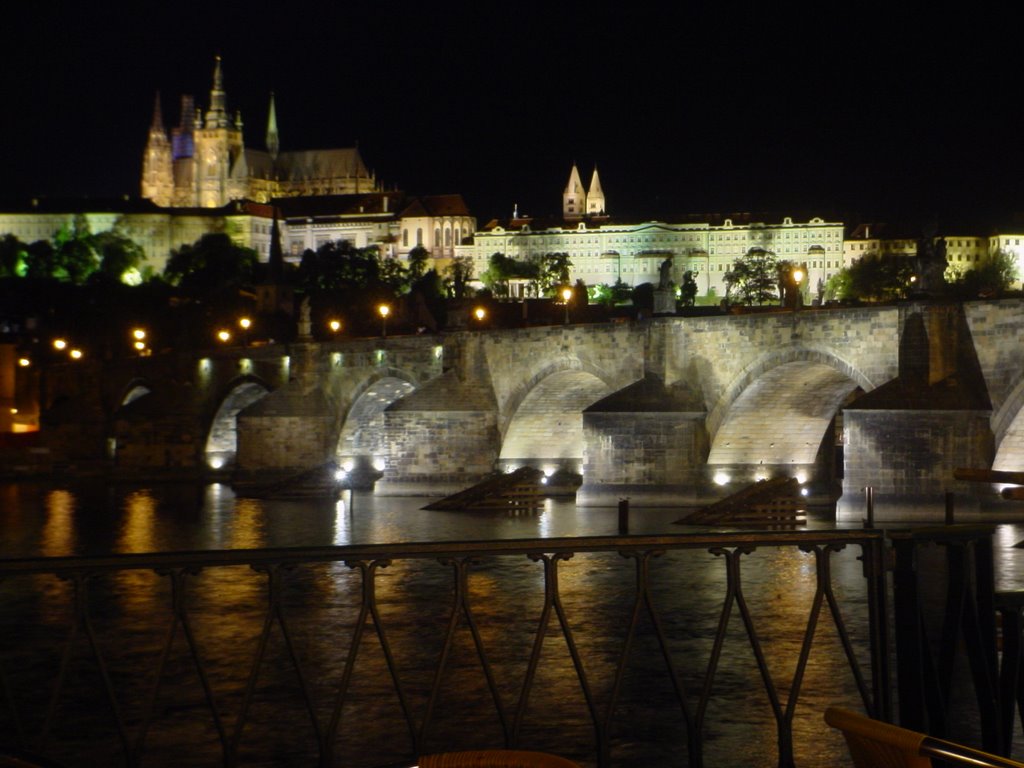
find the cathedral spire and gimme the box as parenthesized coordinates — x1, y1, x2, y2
(563, 162, 585, 219)
(206, 55, 229, 128)
(150, 91, 165, 132)
(266, 91, 279, 161)
(587, 165, 605, 215)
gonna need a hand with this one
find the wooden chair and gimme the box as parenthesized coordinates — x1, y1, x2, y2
(825, 707, 1024, 768)
(418, 750, 580, 768)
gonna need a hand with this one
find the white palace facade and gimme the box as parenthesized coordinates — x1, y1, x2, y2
(458, 165, 846, 298)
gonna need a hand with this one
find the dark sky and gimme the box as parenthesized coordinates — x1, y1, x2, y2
(4, 3, 1023, 227)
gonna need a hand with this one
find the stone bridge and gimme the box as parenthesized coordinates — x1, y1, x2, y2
(35, 299, 1024, 520)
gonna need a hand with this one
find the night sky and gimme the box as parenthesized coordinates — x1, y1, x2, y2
(4, 3, 1023, 228)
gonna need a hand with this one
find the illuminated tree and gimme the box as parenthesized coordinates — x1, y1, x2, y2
(948, 249, 1019, 298)
(0, 234, 27, 278)
(539, 252, 572, 294)
(725, 248, 778, 305)
(679, 270, 698, 307)
(826, 252, 913, 302)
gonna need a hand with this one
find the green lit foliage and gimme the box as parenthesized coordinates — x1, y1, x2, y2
(826, 252, 914, 302)
(539, 252, 572, 295)
(91, 231, 146, 283)
(679, 270, 698, 307)
(589, 278, 632, 307)
(0, 234, 28, 278)
(725, 248, 779, 305)
(948, 249, 1019, 298)
(481, 252, 539, 296)
(23, 240, 59, 280)
(442, 255, 474, 299)
(164, 234, 257, 294)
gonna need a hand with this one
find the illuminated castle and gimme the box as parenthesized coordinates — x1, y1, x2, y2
(141, 57, 378, 208)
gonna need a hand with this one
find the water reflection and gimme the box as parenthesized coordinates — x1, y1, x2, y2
(40, 489, 75, 557)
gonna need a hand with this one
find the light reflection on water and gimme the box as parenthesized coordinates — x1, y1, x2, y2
(3, 482, 1024, 766)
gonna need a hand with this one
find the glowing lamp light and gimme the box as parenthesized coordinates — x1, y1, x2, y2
(713, 471, 730, 486)
(372, 457, 386, 471)
(134, 341, 146, 351)
(329, 319, 341, 333)
(69, 349, 83, 360)
(208, 457, 224, 470)
(801, 488, 810, 497)
(334, 469, 348, 482)
(793, 268, 804, 285)
(17, 358, 30, 367)
(474, 307, 486, 322)
(216, 329, 231, 343)
(53, 338, 67, 351)
(132, 328, 146, 341)
(342, 460, 355, 472)
(239, 317, 251, 330)
(794, 471, 807, 484)
(378, 304, 390, 318)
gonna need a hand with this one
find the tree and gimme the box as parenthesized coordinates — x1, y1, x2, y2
(164, 233, 257, 294)
(826, 252, 914, 302)
(679, 270, 698, 307)
(481, 252, 538, 296)
(406, 245, 430, 283)
(442, 255, 474, 298)
(948, 249, 1019, 298)
(725, 248, 779, 305)
(539, 252, 572, 294)
(92, 231, 146, 283)
(0, 234, 28, 278)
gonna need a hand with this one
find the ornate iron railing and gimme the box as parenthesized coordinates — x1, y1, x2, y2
(0, 531, 889, 767)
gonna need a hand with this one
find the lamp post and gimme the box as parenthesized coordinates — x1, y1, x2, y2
(328, 319, 341, 334)
(561, 286, 573, 325)
(473, 306, 486, 326)
(238, 317, 251, 347)
(216, 329, 231, 345)
(792, 267, 804, 310)
(378, 304, 390, 338)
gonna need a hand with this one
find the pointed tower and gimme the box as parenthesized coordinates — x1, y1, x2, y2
(563, 163, 586, 219)
(586, 166, 606, 215)
(141, 92, 174, 206)
(265, 92, 279, 161)
(194, 56, 245, 207)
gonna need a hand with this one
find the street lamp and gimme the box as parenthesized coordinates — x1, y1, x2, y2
(791, 267, 804, 310)
(473, 306, 486, 325)
(132, 328, 146, 355)
(216, 329, 231, 344)
(53, 338, 67, 352)
(378, 304, 390, 337)
(69, 349, 83, 360)
(561, 286, 573, 325)
(239, 316, 251, 346)
(328, 319, 341, 334)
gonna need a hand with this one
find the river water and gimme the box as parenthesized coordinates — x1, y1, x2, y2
(2, 481, 1023, 767)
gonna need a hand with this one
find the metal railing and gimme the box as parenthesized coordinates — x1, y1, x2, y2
(0, 531, 889, 767)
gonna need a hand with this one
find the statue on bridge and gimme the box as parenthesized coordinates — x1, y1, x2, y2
(914, 225, 947, 297)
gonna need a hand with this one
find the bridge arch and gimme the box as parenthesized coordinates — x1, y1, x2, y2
(116, 379, 153, 409)
(335, 368, 417, 467)
(706, 346, 873, 484)
(205, 376, 271, 470)
(498, 361, 617, 473)
(992, 374, 1024, 471)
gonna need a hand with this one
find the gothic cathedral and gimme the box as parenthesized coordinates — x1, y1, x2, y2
(141, 57, 379, 208)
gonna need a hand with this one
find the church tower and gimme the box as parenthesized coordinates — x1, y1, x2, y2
(563, 163, 586, 219)
(266, 92, 279, 161)
(586, 166, 605, 215)
(193, 57, 245, 207)
(141, 93, 174, 206)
